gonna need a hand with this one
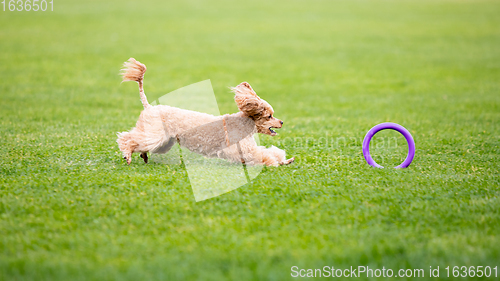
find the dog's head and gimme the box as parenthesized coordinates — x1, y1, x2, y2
(231, 82, 283, 136)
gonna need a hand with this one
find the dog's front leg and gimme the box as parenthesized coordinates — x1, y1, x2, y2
(259, 146, 294, 167)
(232, 136, 294, 167)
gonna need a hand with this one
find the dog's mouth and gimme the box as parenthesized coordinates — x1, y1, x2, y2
(269, 127, 278, 136)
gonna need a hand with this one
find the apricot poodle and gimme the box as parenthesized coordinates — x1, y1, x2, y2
(117, 58, 294, 167)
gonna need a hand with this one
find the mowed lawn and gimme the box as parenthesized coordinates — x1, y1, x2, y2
(1, 0, 500, 280)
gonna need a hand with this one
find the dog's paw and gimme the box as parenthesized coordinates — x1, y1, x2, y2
(140, 152, 148, 164)
(282, 157, 295, 165)
(123, 156, 132, 165)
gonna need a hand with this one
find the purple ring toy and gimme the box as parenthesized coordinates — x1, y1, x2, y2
(362, 122, 415, 168)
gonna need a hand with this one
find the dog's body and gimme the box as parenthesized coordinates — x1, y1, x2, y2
(117, 58, 294, 167)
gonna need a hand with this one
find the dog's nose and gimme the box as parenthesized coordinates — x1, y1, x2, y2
(280, 120, 283, 125)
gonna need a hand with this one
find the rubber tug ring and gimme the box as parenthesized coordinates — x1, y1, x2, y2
(362, 122, 415, 168)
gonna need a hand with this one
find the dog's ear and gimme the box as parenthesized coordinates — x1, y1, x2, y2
(239, 82, 255, 94)
(234, 95, 263, 117)
(231, 82, 258, 97)
(231, 82, 263, 117)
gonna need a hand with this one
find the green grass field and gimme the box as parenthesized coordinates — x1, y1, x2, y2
(1, 0, 500, 280)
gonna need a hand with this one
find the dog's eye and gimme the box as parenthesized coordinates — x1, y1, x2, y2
(268, 115, 272, 119)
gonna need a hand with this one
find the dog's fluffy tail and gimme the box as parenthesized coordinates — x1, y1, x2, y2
(121, 58, 151, 109)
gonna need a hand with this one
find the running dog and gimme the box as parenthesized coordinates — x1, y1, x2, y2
(117, 58, 294, 167)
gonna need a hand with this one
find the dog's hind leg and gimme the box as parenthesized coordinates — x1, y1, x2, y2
(152, 137, 176, 154)
(117, 131, 139, 165)
(121, 147, 136, 165)
(133, 135, 175, 164)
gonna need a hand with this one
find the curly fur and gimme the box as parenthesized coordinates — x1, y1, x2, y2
(116, 58, 294, 167)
